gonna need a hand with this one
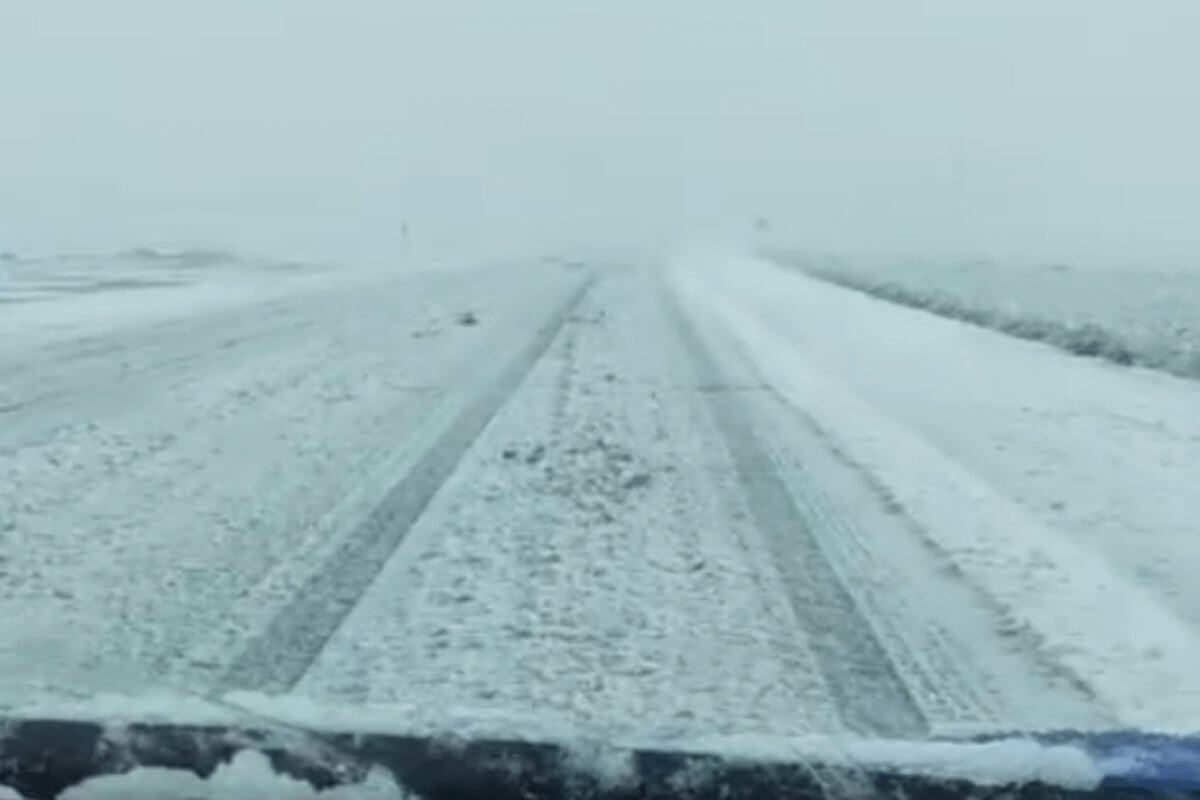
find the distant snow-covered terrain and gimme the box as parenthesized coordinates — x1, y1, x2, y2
(766, 251, 1200, 379)
(0, 249, 307, 302)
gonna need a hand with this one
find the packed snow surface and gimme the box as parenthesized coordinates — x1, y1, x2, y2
(3, 250, 1197, 761)
(674, 253, 1200, 731)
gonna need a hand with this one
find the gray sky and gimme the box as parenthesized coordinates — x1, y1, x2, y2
(3, 1, 1199, 265)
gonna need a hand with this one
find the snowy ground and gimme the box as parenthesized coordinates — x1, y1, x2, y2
(2, 251, 1197, 750)
(0, 254, 582, 696)
(0, 248, 319, 307)
(766, 250, 1200, 379)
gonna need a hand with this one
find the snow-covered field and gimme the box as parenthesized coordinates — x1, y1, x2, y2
(0, 248, 317, 303)
(765, 251, 1200, 379)
(3, 250, 1198, 755)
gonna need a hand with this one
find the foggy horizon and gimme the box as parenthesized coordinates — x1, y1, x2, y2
(3, 0, 1199, 268)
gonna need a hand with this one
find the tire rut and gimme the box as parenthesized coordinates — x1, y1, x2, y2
(664, 286, 929, 738)
(216, 275, 596, 693)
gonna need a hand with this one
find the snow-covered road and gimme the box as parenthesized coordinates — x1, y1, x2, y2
(3, 254, 1196, 739)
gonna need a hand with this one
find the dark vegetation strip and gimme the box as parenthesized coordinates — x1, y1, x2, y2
(764, 251, 1200, 380)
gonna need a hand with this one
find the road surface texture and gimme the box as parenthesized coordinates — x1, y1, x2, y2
(3, 253, 1198, 741)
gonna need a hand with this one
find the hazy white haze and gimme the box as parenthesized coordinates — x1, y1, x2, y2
(2, 0, 1199, 266)
(9, 2, 1200, 768)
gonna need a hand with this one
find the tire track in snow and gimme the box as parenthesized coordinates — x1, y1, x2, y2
(671, 270, 1115, 732)
(665, 288, 929, 738)
(217, 275, 596, 693)
(293, 270, 845, 736)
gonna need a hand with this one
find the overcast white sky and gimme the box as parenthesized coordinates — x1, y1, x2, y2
(2, 1, 1199, 265)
